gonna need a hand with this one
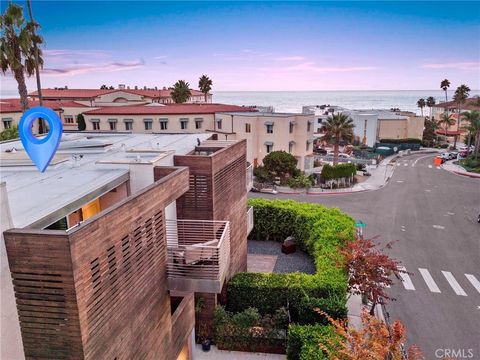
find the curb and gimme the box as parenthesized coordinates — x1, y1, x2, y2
(440, 164, 480, 179)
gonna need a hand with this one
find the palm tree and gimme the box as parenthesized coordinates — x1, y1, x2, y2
(438, 112, 455, 142)
(198, 74, 212, 103)
(461, 110, 480, 157)
(417, 98, 426, 117)
(426, 96, 436, 119)
(320, 113, 354, 165)
(440, 79, 450, 103)
(452, 84, 471, 148)
(171, 80, 191, 104)
(1, 2, 43, 112)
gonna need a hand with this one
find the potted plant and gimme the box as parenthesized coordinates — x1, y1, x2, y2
(197, 323, 211, 351)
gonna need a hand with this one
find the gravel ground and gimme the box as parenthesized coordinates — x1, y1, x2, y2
(247, 240, 316, 274)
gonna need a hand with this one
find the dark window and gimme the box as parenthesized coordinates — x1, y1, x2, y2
(3, 119, 12, 129)
(307, 122, 312, 132)
(180, 120, 188, 130)
(245, 123, 251, 133)
(92, 122, 100, 130)
(144, 121, 152, 130)
(289, 122, 294, 133)
(195, 120, 202, 129)
(160, 120, 168, 130)
(217, 119, 222, 130)
(266, 124, 273, 134)
(125, 122, 133, 131)
(266, 144, 273, 153)
(109, 121, 116, 131)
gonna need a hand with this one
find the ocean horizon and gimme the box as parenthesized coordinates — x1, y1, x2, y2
(214, 90, 480, 115)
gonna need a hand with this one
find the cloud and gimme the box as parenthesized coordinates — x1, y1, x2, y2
(274, 56, 306, 61)
(154, 55, 167, 60)
(44, 49, 109, 60)
(42, 59, 145, 76)
(263, 61, 378, 74)
(421, 62, 479, 70)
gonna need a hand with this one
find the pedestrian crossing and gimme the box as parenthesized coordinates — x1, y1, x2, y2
(398, 267, 479, 297)
(396, 160, 441, 169)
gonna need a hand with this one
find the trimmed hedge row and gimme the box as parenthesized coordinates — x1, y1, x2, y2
(321, 163, 356, 181)
(287, 324, 337, 360)
(379, 138, 422, 144)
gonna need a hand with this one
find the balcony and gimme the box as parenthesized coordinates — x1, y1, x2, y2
(166, 220, 231, 293)
(247, 206, 254, 235)
(246, 164, 253, 191)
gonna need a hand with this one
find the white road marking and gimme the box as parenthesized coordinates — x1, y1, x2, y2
(442, 271, 467, 296)
(436, 166, 441, 169)
(404, 163, 408, 167)
(419, 268, 441, 293)
(428, 165, 433, 168)
(465, 274, 480, 294)
(432, 225, 445, 229)
(425, 189, 431, 192)
(414, 154, 436, 166)
(396, 180, 404, 183)
(447, 212, 455, 215)
(397, 163, 401, 167)
(399, 267, 415, 290)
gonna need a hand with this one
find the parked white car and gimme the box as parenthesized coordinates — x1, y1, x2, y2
(327, 152, 351, 159)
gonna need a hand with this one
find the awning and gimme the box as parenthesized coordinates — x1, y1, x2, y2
(264, 141, 274, 146)
(264, 121, 274, 126)
(180, 118, 189, 122)
(107, 118, 117, 123)
(143, 118, 153, 123)
(159, 118, 169, 122)
(123, 119, 133, 123)
(90, 119, 100, 123)
(289, 140, 296, 145)
(194, 118, 204, 122)
(289, 121, 296, 125)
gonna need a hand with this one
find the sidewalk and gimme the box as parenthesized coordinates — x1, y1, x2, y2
(441, 160, 480, 178)
(194, 345, 286, 360)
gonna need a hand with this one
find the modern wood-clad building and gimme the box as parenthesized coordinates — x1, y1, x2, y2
(1, 132, 251, 359)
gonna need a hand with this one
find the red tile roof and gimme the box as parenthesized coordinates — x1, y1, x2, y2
(435, 129, 465, 136)
(435, 97, 480, 111)
(83, 104, 256, 116)
(29, 88, 208, 100)
(0, 98, 87, 113)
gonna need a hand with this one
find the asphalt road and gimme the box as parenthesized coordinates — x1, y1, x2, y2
(250, 153, 480, 359)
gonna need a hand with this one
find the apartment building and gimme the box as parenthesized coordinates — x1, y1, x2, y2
(0, 132, 251, 359)
(213, 111, 316, 170)
(0, 98, 89, 133)
(29, 86, 212, 107)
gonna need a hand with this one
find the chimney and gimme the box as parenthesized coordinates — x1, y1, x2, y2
(135, 86, 138, 90)
(118, 84, 125, 90)
(143, 86, 147, 90)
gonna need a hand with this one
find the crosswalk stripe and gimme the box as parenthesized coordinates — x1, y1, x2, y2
(399, 267, 415, 290)
(404, 163, 408, 167)
(465, 274, 480, 294)
(419, 268, 441, 293)
(428, 165, 432, 168)
(442, 271, 467, 296)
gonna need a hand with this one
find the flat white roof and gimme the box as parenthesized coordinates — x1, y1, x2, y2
(0, 132, 211, 228)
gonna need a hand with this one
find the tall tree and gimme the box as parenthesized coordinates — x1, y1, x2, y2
(438, 112, 455, 141)
(461, 110, 480, 157)
(452, 84, 471, 149)
(338, 236, 407, 315)
(422, 118, 439, 147)
(318, 310, 424, 360)
(426, 96, 436, 119)
(171, 80, 191, 103)
(198, 74, 212, 103)
(440, 79, 450, 103)
(26, 0, 45, 133)
(1, 2, 43, 112)
(320, 113, 354, 165)
(416, 98, 426, 117)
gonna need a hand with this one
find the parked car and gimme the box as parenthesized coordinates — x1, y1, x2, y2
(326, 152, 351, 159)
(440, 153, 450, 160)
(314, 147, 327, 155)
(449, 152, 458, 160)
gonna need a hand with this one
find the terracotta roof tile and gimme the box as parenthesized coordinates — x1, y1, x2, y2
(0, 98, 87, 113)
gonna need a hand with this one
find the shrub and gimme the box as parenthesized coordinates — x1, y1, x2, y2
(253, 165, 274, 183)
(287, 324, 337, 360)
(0, 124, 19, 141)
(321, 163, 356, 181)
(263, 151, 298, 181)
(290, 295, 347, 325)
(76, 114, 86, 131)
(287, 173, 314, 188)
(379, 138, 422, 144)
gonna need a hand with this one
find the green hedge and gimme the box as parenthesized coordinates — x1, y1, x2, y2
(287, 324, 337, 360)
(321, 163, 356, 181)
(379, 138, 422, 144)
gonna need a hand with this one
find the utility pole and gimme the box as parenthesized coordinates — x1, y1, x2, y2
(26, 0, 45, 134)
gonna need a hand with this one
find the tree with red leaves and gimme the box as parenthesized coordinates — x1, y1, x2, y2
(318, 310, 425, 360)
(339, 236, 408, 315)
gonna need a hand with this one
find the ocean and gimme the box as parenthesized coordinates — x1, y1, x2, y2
(214, 90, 480, 115)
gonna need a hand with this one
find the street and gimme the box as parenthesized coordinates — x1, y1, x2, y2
(250, 153, 480, 359)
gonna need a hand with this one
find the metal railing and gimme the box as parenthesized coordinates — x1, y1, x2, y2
(246, 164, 253, 191)
(166, 219, 230, 293)
(314, 155, 377, 165)
(247, 206, 254, 234)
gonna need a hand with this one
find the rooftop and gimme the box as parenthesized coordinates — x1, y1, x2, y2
(83, 103, 256, 116)
(0, 132, 211, 228)
(218, 111, 310, 117)
(435, 97, 480, 111)
(0, 98, 87, 113)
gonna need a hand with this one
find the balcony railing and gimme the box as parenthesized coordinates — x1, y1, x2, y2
(166, 219, 231, 293)
(246, 164, 253, 191)
(247, 206, 254, 235)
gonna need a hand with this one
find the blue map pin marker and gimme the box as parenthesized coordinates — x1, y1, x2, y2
(19, 106, 63, 172)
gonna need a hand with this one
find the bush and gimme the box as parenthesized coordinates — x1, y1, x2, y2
(290, 295, 347, 325)
(321, 163, 356, 181)
(287, 173, 314, 188)
(253, 165, 274, 183)
(287, 324, 337, 360)
(76, 114, 86, 131)
(379, 138, 422, 144)
(263, 151, 298, 180)
(0, 124, 19, 141)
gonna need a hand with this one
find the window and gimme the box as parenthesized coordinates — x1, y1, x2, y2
(159, 119, 168, 130)
(306, 141, 310, 151)
(245, 123, 251, 133)
(266, 144, 273, 153)
(289, 122, 294, 134)
(2, 118, 12, 129)
(266, 124, 273, 134)
(216, 118, 222, 130)
(144, 119, 153, 131)
(307, 121, 312, 132)
(124, 119, 133, 131)
(289, 141, 294, 153)
(180, 119, 188, 130)
(64, 115, 74, 124)
(317, 118, 322, 124)
(92, 122, 100, 131)
(109, 121, 117, 131)
(195, 118, 203, 129)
